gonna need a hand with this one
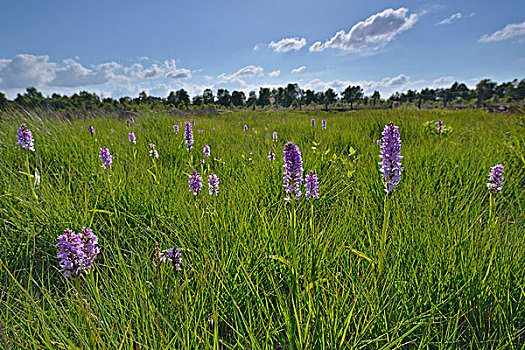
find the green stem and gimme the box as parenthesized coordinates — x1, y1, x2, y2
(380, 194, 390, 271)
(25, 152, 38, 200)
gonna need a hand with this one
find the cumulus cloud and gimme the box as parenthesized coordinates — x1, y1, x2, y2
(217, 65, 263, 83)
(269, 70, 281, 78)
(216, 65, 264, 87)
(127, 60, 192, 80)
(0, 54, 194, 95)
(166, 68, 191, 79)
(478, 21, 525, 42)
(309, 41, 324, 52)
(50, 59, 120, 87)
(317, 8, 418, 52)
(433, 76, 455, 85)
(268, 37, 307, 52)
(438, 12, 462, 25)
(0, 54, 55, 88)
(291, 66, 306, 74)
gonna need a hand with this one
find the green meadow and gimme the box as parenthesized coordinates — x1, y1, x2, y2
(0, 108, 524, 349)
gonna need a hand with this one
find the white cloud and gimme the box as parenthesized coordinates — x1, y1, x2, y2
(291, 66, 306, 74)
(309, 41, 324, 52)
(50, 59, 120, 87)
(304, 74, 423, 95)
(253, 44, 262, 51)
(433, 76, 455, 85)
(268, 37, 307, 52)
(126, 60, 192, 80)
(166, 68, 191, 79)
(320, 8, 418, 52)
(479, 21, 525, 42)
(0, 54, 55, 88)
(269, 70, 281, 78)
(216, 65, 264, 86)
(438, 12, 462, 25)
(0, 53, 193, 95)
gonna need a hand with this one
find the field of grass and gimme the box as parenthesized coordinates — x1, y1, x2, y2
(0, 108, 524, 349)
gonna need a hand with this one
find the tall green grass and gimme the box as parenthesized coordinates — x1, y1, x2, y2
(0, 108, 524, 349)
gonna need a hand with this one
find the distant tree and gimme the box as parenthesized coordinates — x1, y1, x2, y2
(217, 89, 231, 107)
(246, 91, 257, 108)
(476, 79, 497, 106)
(167, 89, 190, 107)
(202, 89, 215, 105)
(283, 83, 300, 107)
(231, 90, 246, 107)
(192, 95, 204, 106)
(323, 88, 337, 110)
(304, 89, 316, 106)
(258, 87, 271, 106)
(119, 96, 132, 105)
(371, 90, 380, 106)
(342, 85, 363, 110)
(514, 79, 525, 100)
(0, 92, 8, 109)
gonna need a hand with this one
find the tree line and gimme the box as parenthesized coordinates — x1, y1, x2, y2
(1, 78, 524, 111)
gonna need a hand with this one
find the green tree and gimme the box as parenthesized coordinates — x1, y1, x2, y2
(0, 92, 8, 109)
(257, 88, 270, 107)
(217, 89, 231, 107)
(231, 90, 246, 107)
(371, 91, 381, 106)
(323, 88, 337, 110)
(202, 89, 215, 105)
(342, 85, 363, 110)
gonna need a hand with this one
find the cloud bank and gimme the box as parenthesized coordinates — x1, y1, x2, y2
(479, 21, 525, 42)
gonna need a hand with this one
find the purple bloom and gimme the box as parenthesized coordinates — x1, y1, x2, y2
(184, 121, 194, 151)
(265, 127, 268, 131)
(56, 227, 99, 277)
(164, 247, 182, 270)
(99, 147, 112, 169)
(80, 227, 100, 271)
(130, 116, 135, 123)
(283, 142, 303, 201)
(268, 151, 276, 162)
(129, 132, 136, 144)
(244, 125, 248, 132)
(208, 174, 219, 196)
(437, 120, 444, 133)
(311, 119, 315, 127)
(189, 170, 203, 195)
(174, 124, 179, 134)
(88, 125, 95, 135)
(487, 164, 504, 193)
(81, 126, 84, 131)
(192, 120, 195, 126)
(273, 132, 277, 142)
(149, 143, 159, 158)
(126, 121, 130, 127)
(16, 124, 35, 151)
(212, 127, 215, 131)
(254, 130, 257, 135)
(305, 171, 319, 199)
(322, 119, 326, 130)
(378, 122, 403, 194)
(203, 144, 210, 158)
(200, 158, 205, 164)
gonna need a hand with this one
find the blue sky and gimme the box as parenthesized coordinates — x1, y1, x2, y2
(0, 0, 524, 99)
